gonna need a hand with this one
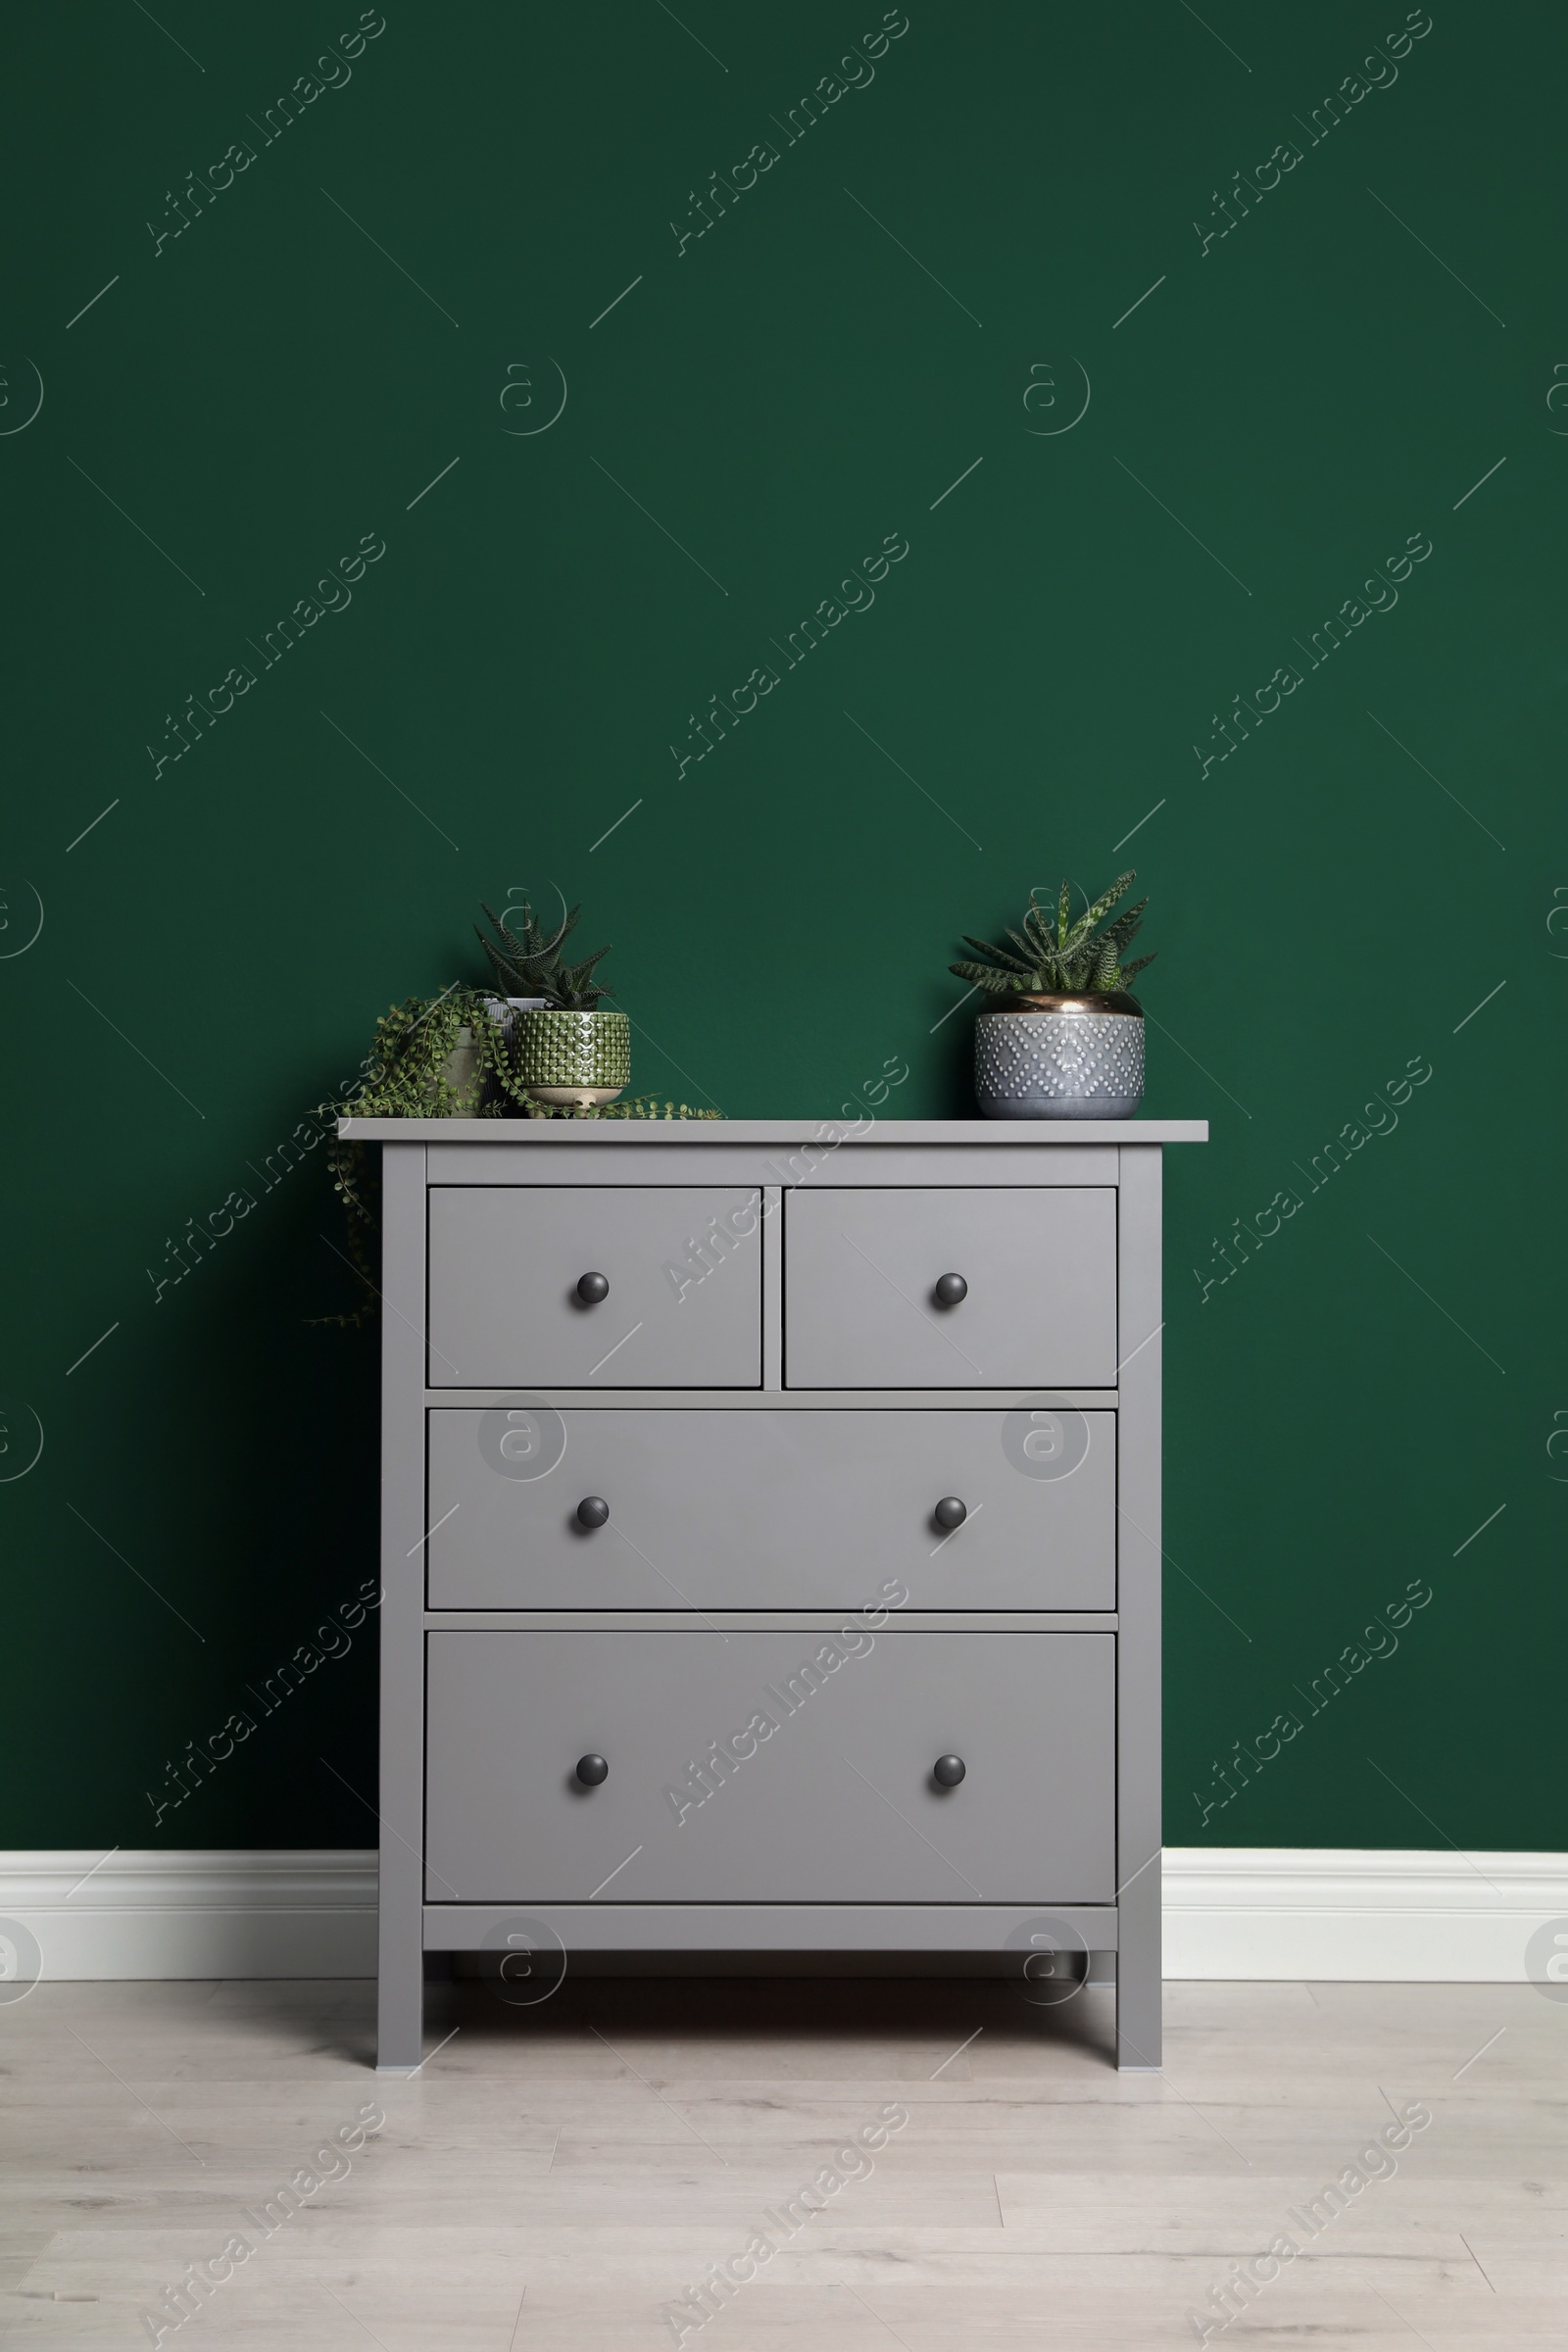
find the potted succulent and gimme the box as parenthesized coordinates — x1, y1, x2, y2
(313, 986, 713, 1326)
(476, 899, 628, 1110)
(949, 870, 1154, 1118)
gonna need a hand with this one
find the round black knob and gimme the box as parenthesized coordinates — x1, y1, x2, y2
(576, 1271, 610, 1304)
(933, 1496, 967, 1531)
(933, 1755, 966, 1788)
(575, 1753, 609, 1786)
(576, 1495, 610, 1529)
(934, 1272, 968, 1307)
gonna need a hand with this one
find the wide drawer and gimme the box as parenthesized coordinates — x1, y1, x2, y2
(784, 1188, 1117, 1387)
(426, 1407, 1115, 1609)
(424, 1630, 1115, 1903)
(425, 1186, 761, 1388)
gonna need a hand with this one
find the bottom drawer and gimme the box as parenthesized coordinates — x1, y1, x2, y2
(424, 1630, 1114, 1905)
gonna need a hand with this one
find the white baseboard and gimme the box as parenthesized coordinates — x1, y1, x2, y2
(1163, 1847, 1568, 1980)
(3, 1849, 1563, 1983)
(0, 1851, 377, 1981)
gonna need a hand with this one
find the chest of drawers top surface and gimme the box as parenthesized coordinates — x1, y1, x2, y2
(342, 1117, 1208, 1142)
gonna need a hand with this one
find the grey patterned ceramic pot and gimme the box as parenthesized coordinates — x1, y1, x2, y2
(974, 991, 1145, 1119)
(519, 1008, 630, 1109)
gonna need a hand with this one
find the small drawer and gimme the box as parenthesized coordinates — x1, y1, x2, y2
(426, 1407, 1115, 1610)
(784, 1188, 1117, 1388)
(425, 1187, 761, 1389)
(424, 1630, 1114, 1904)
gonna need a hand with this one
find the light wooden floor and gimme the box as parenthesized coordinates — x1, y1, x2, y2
(2, 1974, 1563, 2348)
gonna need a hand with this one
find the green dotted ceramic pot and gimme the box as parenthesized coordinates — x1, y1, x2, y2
(519, 1008, 630, 1109)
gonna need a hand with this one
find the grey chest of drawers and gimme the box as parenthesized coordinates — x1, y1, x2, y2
(347, 1114, 1206, 2071)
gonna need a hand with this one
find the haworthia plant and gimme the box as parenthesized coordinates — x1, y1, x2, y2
(476, 899, 612, 1010)
(949, 869, 1155, 998)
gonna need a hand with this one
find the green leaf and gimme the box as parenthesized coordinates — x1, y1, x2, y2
(563, 943, 612, 987)
(1093, 896, 1148, 953)
(1060, 869, 1135, 953)
(1022, 915, 1057, 968)
(948, 961, 1025, 994)
(958, 934, 1037, 976)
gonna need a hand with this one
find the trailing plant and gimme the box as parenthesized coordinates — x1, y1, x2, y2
(313, 984, 514, 1325)
(475, 899, 612, 1010)
(949, 869, 1155, 1000)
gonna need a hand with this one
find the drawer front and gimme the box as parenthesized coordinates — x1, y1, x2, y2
(784, 1188, 1117, 1388)
(424, 1630, 1114, 1903)
(427, 1408, 1115, 1610)
(426, 1187, 761, 1389)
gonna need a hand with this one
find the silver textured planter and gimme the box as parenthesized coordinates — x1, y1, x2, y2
(974, 991, 1145, 1119)
(519, 1007, 630, 1110)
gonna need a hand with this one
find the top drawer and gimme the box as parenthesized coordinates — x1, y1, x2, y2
(785, 1187, 1117, 1388)
(426, 1188, 761, 1388)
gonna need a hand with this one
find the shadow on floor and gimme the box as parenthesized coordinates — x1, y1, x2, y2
(407, 1967, 1119, 2077)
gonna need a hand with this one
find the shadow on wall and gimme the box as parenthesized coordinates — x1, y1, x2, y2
(114, 1128, 382, 1850)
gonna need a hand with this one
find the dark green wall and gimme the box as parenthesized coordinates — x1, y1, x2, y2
(3, 1, 1560, 1853)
